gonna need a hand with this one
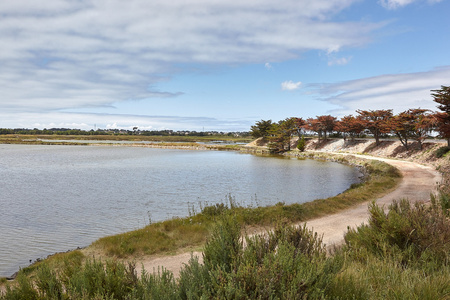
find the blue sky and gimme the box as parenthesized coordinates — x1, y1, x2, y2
(1, 0, 449, 131)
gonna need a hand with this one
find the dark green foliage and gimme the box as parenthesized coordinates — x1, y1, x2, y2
(178, 217, 336, 299)
(203, 216, 243, 273)
(435, 146, 450, 158)
(250, 119, 273, 138)
(297, 135, 306, 151)
(329, 195, 450, 299)
(344, 199, 450, 269)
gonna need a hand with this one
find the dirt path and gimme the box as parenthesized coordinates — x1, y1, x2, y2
(135, 154, 442, 277)
(305, 154, 441, 247)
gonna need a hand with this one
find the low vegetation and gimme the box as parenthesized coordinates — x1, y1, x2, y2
(1, 192, 448, 299)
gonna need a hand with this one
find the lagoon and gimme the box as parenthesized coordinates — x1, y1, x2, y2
(0, 144, 361, 277)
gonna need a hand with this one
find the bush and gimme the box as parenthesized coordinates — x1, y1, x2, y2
(435, 146, 450, 158)
(297, 135, 306, 152)
(344, 198, 450, 268)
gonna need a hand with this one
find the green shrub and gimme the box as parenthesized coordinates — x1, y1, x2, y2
(435, 146, 450, 158)
(344, 199, 450, 269)
(297, 135, 306, 152)
(201, 203, 229, 217)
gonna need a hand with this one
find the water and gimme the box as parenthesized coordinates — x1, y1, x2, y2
(0, 144, 361, 277)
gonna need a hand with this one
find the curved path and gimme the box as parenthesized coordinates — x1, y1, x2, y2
(135, 154, 443, 277)
(305, 154, 441, 247)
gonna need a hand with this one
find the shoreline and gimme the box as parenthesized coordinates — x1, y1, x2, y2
(1, 138, 447, 282)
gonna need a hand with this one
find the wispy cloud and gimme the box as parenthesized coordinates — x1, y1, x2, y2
(379, 0, 443, 9)
(319, 66, 450, 116)
(281, 81, 302, 91)
(327, 56, 352, 66)
(265, 63, 273, 70)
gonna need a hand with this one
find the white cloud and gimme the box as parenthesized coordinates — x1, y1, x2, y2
(281, 81, 302, 91)
(265, 63, 272, 70)
(0, 0, 383, 117)
(319, 66, 450, 116)
(379, 0, 443, 9)
(327, 56, 352, 66)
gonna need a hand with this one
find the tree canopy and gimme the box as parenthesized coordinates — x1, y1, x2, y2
(432, 85, 450, 146)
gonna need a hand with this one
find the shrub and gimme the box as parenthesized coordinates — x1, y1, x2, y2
(344, 199, 450, 268)
(297, 135, 306, 152)
(435, 146, 450, 158)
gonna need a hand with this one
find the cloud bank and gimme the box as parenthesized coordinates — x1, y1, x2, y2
(319, 66, 450, 116)
(0, 0, 382, 128)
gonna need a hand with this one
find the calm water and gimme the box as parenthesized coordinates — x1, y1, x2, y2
(0, 144, 361, 277)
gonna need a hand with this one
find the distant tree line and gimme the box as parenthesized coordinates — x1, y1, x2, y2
(251, 85, 450, 153)
(0, 127, 250, 137)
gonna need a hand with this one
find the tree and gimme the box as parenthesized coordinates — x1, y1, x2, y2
(305, 118, 322, 140)
(268, 118, 297, 153)
(432, 85, 450, 146)
(390, 110, 417, 150)
(305, 115, 336, 141)
(409, 109, 434, 149)
(357, 109, 393, 145)
(293, 117, 306, 137)
(250, 119, 273, 139)
(316, 115, 337, 141)
(336, 115, 365, 141)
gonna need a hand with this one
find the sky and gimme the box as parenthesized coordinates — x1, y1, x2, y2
(1, 0, 449, 132)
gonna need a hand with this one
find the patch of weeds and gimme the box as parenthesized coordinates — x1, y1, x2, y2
(201, 203, 229, 217)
